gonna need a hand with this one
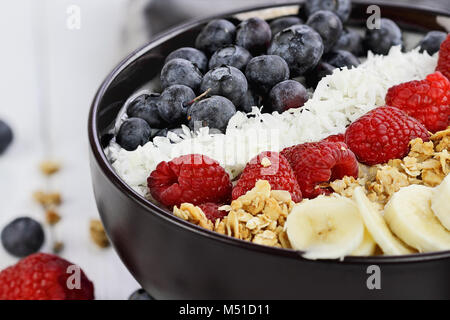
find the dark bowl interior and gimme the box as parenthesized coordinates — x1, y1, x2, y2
(89, 1, 450, 299)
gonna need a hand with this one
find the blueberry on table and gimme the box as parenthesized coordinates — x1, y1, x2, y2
(188, 96, 236, 132)
(304, 0, 352, 23)
(363, 18, 402, 55)
(1, 217, 44, 257)
(236, 17, 272, 55)
(0, 119, 13, 154)
(305, 61, 335, 88)
(195, 19, 236, 56)
(127, 93, 166, 129)
(209, 45, 252, 71)
(325, 50, 360, 69)
(334, 28, 364, 57)
(307, 10, 343, 53)
(269, 16, 303, 38)
(245, 55, 290, 94)
(157, 85, 196, 123)
(116, 118, 152, 151)
(268, 25, 324, 76)
(269, 80, 309, 113)
(238, 89, 262, 113)
(128, 289, 154, 300)
(200, 66, 248, 106)
(417, 31, 447, 55)
(165, 47, 208, 73)
(160, 58, 203, 92)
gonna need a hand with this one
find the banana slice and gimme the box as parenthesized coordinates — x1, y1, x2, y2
(286, 195, 364, 260)
(351, 228, 377, 256)
(353, 187, 413, 255)
(431, 174, 450, 231)
(384, 184, 450, 252)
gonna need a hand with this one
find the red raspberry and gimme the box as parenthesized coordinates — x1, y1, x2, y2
(198, 203, 227, 222)
(385, 72, 450, 132)
(0, 253, 94, 300)
(322, 133, 345, 143)
(148, 154, 232, 208)
(281, 142, 358, 199)
(345, 106, 430, 165)
(232, 151, 302, 202)
(436, 34, 450, 80)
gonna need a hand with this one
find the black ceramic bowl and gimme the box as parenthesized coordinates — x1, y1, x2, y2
(89, 1, 450, 299)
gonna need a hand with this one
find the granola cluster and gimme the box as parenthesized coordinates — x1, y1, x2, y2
(331, 127, 450, 207)
(174, 180, 294, 248)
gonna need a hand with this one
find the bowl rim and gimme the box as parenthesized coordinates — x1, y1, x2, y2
(88, 0, 450, 264)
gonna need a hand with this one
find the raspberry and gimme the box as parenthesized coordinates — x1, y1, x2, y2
(232, 151, 302, 202)
(198, 203, 227, 222)
(281, 142, 358, 199)
(345, 106, 430, 165)
(436, 34, 450, 80)
(322, 133, 345, 143)
(385, 72, 450, 132)
(148, 154, 232, 208)
(0, 253, 94, 300)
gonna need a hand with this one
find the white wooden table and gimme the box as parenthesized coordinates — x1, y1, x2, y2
(0, 0, 141, 300)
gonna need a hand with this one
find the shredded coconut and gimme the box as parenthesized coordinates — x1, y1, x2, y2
(105, 47, 438, 197)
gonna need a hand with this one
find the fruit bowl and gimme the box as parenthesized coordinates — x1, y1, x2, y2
(89, 1, 450, 299)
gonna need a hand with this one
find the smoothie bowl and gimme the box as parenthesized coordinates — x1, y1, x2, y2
(89, 1, 450, 299)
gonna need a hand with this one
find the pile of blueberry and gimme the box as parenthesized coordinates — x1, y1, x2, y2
(114, 0, 445, 152)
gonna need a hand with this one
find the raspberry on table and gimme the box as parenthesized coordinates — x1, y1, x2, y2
(281, 142, 358, 199)
(385, 71, 450, 132)
(148, 154, 232, 208)
(436, 34, 450, 80)
(232, 151, 303, 202)
(198, 203, 228, 223)
(345, 106, 430, 165)
(0, 253, 94, 300)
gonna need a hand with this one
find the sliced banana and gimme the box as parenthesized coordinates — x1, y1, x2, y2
(384, 184, 450, 252)
(353, 187, 413, 255)
(286, 195, 364, 260)
(351, 228, 377, 256)
(431, 174, 450, 231)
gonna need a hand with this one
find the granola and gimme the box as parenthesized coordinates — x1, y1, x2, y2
(331, 126, 450, 206)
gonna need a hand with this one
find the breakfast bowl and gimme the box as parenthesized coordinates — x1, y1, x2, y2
(89, 1, 450, 299)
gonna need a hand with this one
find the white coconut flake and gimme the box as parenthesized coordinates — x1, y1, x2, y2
(105, 47, 438, 197)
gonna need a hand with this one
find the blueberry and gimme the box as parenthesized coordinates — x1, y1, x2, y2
(127, 94, 166, 129)
(238, 89, 262, 113)
(417, 31, 447, 55)
(269, 16, 303, 37)
(325, 50, 360, 69)
(188, 96, 236, 132)
(305, 61, 335, 88)
(304, 0, 352, 23)
(0, 119, 13, 154)
(236, 18, 272, 55)
(116, 118, 152, 151)
(245, 55, 290, 94)
(128, 289, 153, 300)
(195, 19, 236, 56)
(200, 66, 248, 106)
(334, 28, 364, 56)
(269, 80, 309, 113)
(165, 47, 208, 73)
(1, 217, 44, 257)
(307, 10, 343, 53)
(363, 18, 402, 55)
(160, 58, 203, 91)
(209, 45, 252, 71)
(157, 85, 196, 123)
(269, 25, 323, 76)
